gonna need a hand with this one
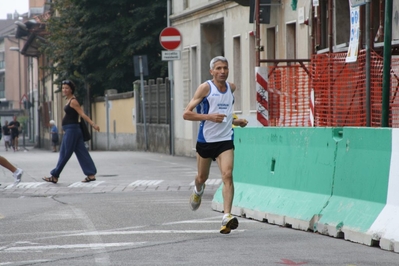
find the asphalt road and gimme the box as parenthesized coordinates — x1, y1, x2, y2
(0, 147, 398, 265)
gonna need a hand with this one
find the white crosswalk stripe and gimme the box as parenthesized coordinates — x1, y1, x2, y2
(128, 180, 164, 187)
(5, 182, 46, 189)
(189, 179, 222, 186)
(0, 179, 221, 190)
(68, 181, 105, 188)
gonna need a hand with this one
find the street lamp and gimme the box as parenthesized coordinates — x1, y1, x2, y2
(9, 46, 22, 111)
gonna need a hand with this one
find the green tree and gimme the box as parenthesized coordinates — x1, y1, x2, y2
(42, 0, 167, 98)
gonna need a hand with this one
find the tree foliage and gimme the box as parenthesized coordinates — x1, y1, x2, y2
(42, 0, 167, 98)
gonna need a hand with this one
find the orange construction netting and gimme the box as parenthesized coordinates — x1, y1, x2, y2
(267, 64, 312, 126)
(265, 50, 399, 127)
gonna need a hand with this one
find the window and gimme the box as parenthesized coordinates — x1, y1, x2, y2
(0, 52, 4, 69)
(267, 27, 276, 66)
(286, 23, 296, 59)
(0, 75, 4, 98)
(183, 0, 189, 9)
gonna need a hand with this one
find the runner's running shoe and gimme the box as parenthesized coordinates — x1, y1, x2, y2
(189, 184, 205, 211)
(13, 168, 23, 185)
(220, 214, 239, 234)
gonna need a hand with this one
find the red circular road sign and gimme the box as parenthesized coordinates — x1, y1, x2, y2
(159, 27, 182, 50)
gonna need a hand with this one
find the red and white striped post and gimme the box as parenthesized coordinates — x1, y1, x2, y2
(256, 67, 269, 126)
(309, 88, 315, 127)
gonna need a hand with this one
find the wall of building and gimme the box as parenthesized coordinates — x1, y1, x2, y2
(3, 37, 28, 112)
(91, 92, 137, 151)
(171, 0, 311, 157)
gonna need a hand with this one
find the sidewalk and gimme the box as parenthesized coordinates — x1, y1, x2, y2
(0, 147, 222, 195)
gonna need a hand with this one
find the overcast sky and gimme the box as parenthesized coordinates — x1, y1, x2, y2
(0, 0, 29, 19)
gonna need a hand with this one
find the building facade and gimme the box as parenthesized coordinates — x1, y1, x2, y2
(0, 17, 29, 119)
(170, 0, 313, 157)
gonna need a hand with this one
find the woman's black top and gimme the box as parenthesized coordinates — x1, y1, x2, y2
(62, 99, 79, 126)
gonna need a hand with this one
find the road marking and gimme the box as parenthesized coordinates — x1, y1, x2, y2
(5, 182, 45, 189)
(2, 242, 146, 252)
(189, 179, 222, 186)
(129, 180, 164, 186)
(67, 229, 245, 237)
(164, 220, 253, 224)
(163, 216, 256, 225)
(277, 259, 308, 265)
(68, 181, 105, 188)
(0, 260, 49, 265)
(69, 206, 111, 264)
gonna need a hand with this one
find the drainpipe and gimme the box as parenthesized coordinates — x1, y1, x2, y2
(381, 0, 393, 127)
(311, 3, 315, 54)
(316, 5, 321, 50)
(255, 0, 260, 66)
(366, 0, 371, 126)
(328, 0, 333, 53)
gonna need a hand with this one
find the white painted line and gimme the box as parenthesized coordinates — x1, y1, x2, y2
(189, 179, 222, 186)
(163, 216, 256, 225)
(129, 180, 164, 187)
(2, 242, 146, 252)
(68, 230, 245, 237)
(164, 220, 254, 225)
(5, 182, 46, 189)
(0, 259, 49, 265)
(68, 181, 105, 188)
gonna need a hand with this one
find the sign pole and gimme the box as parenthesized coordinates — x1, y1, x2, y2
(139, 56, 148, 151)
(167, 0, 175, 155)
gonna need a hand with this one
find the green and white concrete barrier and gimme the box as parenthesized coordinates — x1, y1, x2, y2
(367, 129, 399, 252)
(212, 127, 398, 252)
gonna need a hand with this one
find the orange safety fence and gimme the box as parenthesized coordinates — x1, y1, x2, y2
(267, 64, 311, 126)
(265, 50, 399, 127)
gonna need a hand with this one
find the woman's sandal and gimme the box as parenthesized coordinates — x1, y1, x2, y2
(42, 176, 58, 183)
(82, 177, 96, 183)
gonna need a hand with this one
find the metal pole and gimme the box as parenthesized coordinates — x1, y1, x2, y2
(22, 121, 26, 151)
(28, 57, 32, 140)
(17, 39, 22, 110)
(255, 0, 260, 66)
(167, 0, 175, 155)
(139, 56, 148, 151)
(365, 0, 371, 126)
(381, 0, 393, 127)
(105, 94, 110, 150)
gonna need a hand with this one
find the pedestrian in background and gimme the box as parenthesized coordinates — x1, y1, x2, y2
(183, 56, 248, 234)
(2, 121, 12, 151)
(49, 120, 59, 152)
(8, 116, 20, 151)
(43, 80, 100, 184)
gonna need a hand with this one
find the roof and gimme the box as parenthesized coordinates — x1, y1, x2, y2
(0, 19, 18, 37)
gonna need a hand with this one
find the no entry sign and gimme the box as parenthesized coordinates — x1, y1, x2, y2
(159, 27, 182, 50)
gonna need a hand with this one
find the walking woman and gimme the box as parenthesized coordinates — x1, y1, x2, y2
(43, 80, 100, 183)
